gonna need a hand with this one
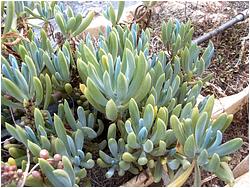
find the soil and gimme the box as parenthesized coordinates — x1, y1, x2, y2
(200, 21, 249, 97)
(86, 163, 134, 187)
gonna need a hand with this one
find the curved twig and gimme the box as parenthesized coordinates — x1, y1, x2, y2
(18, 149, 30, 187)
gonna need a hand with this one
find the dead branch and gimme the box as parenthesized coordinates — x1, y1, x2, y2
(18, 149, 30, 187)
(201, 174, 217, 185)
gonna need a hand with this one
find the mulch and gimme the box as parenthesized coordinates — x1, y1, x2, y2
(86, 164, 134, 187)
(199, 21, 249, 98)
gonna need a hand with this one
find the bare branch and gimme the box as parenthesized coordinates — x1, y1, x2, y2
(18, 149, 31, 187)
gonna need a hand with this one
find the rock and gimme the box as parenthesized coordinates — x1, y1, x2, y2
(233, 155, 249, 178)
(82, 15, 111, 39)
(225, 172, 250, 187)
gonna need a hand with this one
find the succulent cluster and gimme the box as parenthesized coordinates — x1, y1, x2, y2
(103, 1, 125, 26)
(55, 6, 95, 39)
(1, 162, 21, 186)
(1, 1, 243, 187)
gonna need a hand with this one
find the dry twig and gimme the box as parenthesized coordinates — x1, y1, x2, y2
(235, 35, 249, 67)
(1, 137, 14, 144)
(18, 149, 31, 187)
(206, 82, 227, 97)
(201, 174, 217, 185)
(26, 163, 39, 177)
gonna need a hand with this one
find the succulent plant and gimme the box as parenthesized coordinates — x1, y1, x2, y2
(43, 43, 73, 88)
(14, 1, 34, 17)
(1, 54, 52, 109)
(4, 101, 100, 185)
(97, 123, 140, 178)
(1, 162, 25, 187)
(76, 19, 214, 122)
(2, 31, 79, 111)
(97, 95, 243, 185)
(161, 19, 193, 57)
(39, 156, 77, 186)
(54, 5, 95, 38)
(2, 1, 15, 34)
(77, 23, 151, 119)
(161, 19, 214, 82)
(168, 95, 243, 186)
(103, 1, 125, 26)
(147, 57, 204, 109)
(24, 1, 56, 22)
(1, 1, 243, 187)
(97, 97, 175, 182)
(122, 98, 178, 182)
(58, 100, 104, 140)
